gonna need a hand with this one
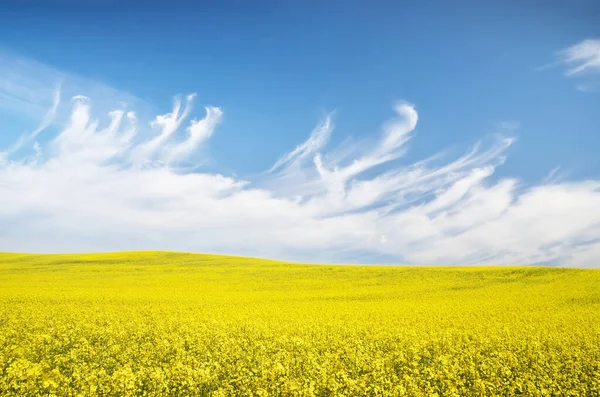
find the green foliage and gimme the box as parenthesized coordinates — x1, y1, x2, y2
(0, 252, 599, 396)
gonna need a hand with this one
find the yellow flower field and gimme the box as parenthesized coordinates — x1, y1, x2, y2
(0, 252, 599, 396)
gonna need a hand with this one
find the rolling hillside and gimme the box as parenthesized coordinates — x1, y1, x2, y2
(1, 252, 599, 396)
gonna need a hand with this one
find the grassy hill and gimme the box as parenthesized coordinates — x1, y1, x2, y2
(1, 252, 599, 396)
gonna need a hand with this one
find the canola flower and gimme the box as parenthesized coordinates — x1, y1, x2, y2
(0, 251, 599, 396)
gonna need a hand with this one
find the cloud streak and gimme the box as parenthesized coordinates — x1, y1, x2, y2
(1, 56, 600, 267)
(559, 38, 600, 76)
(2, 86, 61, 158)
(555, 38, 600, 93)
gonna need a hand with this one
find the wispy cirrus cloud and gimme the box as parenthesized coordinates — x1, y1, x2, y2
(1, 52, 600, 267)
(268, 114, 333, 173)
(559, 38, 600, 76)
(2, 87, 61, 157)
(554, 38, 600, 93)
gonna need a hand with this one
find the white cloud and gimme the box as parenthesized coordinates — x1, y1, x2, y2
(559, 38, 600, 76)
(161, 106, 223, 165)
(1, 87, 61, 157)
(1, 56, 600, 267)
(556, 39, 600, 93)
(269, 114, 333, 173)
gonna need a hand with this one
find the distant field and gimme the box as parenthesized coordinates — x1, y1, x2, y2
(0, 252, 599, 396)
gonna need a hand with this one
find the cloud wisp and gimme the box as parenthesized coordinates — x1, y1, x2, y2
(555, 38, 600, 92)
(559, 39, 600, 76)
(1, 55, 600, 267)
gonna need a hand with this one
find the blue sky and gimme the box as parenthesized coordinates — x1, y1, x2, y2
(1, 1, 599, 266)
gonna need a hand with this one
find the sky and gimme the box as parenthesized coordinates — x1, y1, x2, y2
(0, 0, 599, 266)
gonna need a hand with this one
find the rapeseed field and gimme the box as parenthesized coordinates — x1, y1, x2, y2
(0, 251, 599, 396)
